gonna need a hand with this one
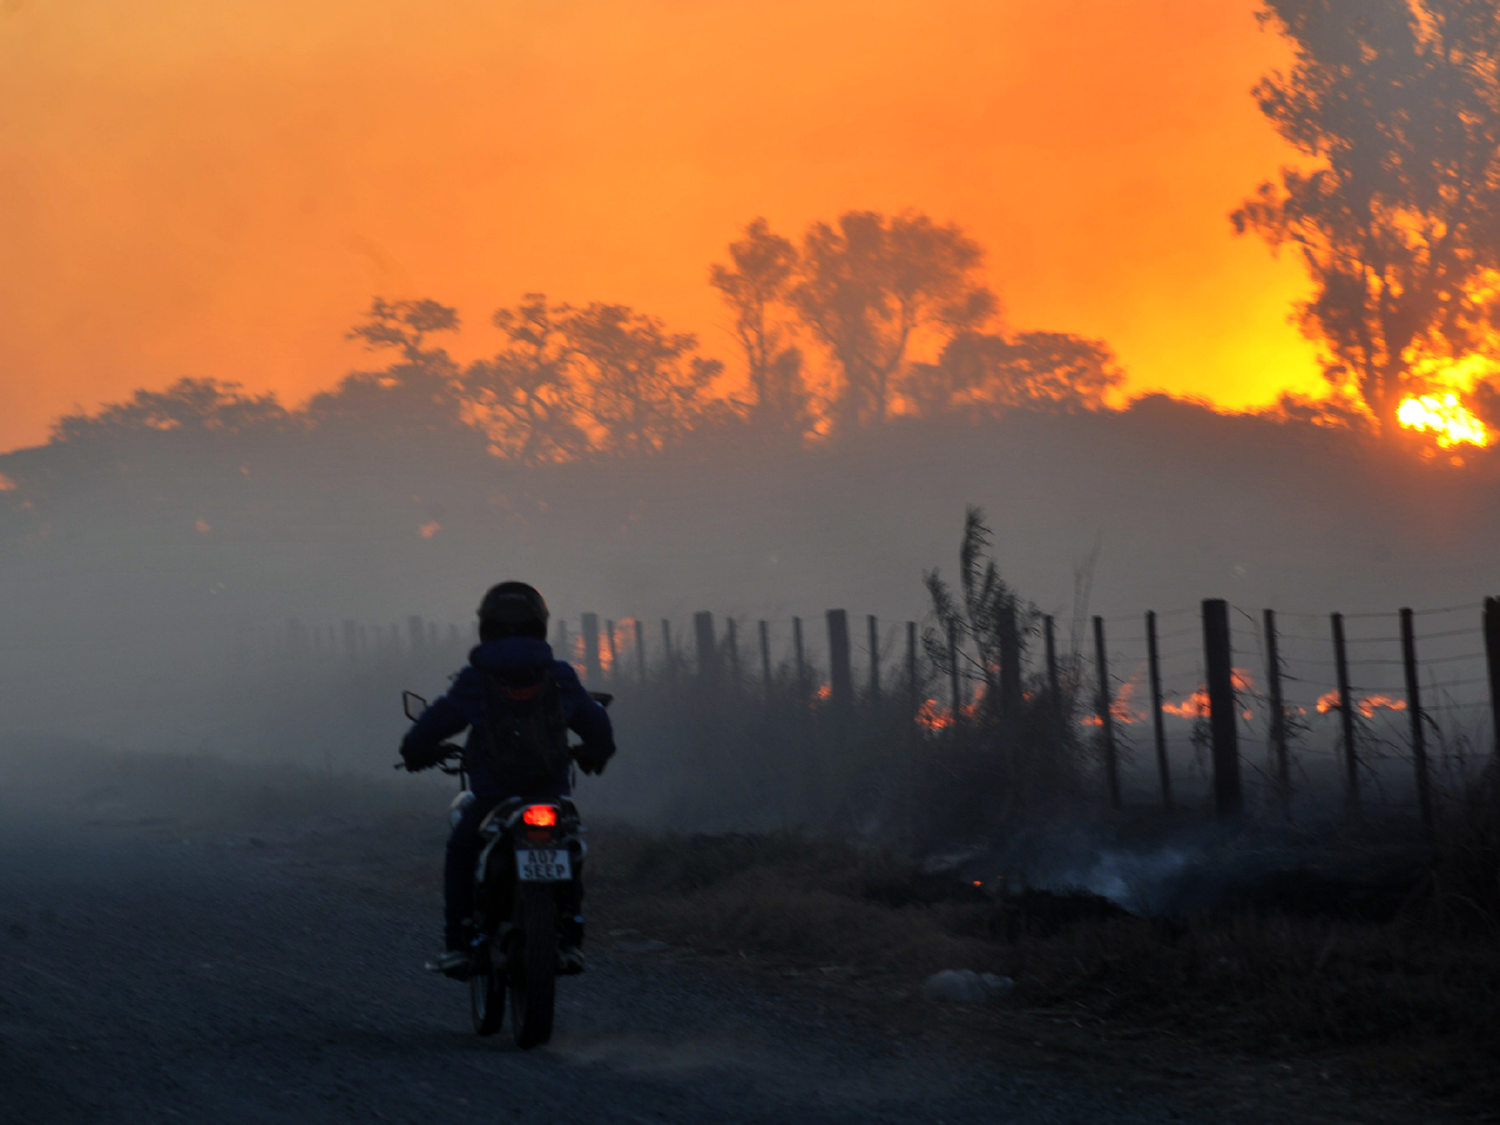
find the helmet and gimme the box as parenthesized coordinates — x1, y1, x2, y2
(478, 581, 549, 641)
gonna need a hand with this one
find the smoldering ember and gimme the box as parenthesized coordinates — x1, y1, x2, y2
(3, 3, 1500, 1123)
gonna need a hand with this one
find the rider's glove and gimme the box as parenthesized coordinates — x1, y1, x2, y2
(575, 746, 612, 776)
(400, 740, 438, 772)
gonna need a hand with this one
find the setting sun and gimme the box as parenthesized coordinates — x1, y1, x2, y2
(1397, 394, 1490, 449)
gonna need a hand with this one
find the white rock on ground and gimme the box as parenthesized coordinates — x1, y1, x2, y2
(922, 969, 1015, 1004)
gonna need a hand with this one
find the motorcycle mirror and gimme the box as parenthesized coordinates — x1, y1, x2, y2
(589, 692, 614, 708)
(402, 691, 428, 721)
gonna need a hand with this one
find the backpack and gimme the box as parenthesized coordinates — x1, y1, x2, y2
(477, 666, 571, 788)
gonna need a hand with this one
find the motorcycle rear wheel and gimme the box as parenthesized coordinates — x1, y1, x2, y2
(508, 882, 557, 1049)
(470, 943, 506, 1036)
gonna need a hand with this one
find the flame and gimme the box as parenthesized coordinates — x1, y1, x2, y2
(567, 622, 627, 678)
(0, 473, 15, 492)
(815, 683, 832, 702)
(1315, 690, 1408, 717)
(1397, 393, 1489, 448)
(616, 617, 640, 671)
(1159, 669, 1253, 719)
(1111, 678, 1143, 724)
(1081, 680, 1146, 726)
(1359, 695, 1406, 717)
(418, 520, 441, 538)
(915, 697, 951, 731)
(1162, 688, 1209, 718)
(915, 684, 984, 730)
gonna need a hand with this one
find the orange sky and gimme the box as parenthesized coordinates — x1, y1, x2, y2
(0, 0, 1321, 452)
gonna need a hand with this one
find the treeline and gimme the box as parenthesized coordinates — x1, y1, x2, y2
(16, 210, 1124, 470)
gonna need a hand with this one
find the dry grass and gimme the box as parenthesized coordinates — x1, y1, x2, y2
(588, 790, 1500, 1112)
(590, 828, 1009, 975)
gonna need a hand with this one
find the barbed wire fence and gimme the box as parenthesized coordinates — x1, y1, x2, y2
(235, 597, 1500, 830)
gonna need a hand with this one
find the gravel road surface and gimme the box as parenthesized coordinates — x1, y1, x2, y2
(0, 816, 1456, 1125)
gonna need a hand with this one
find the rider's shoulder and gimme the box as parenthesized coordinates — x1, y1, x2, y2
(550, 659, 584, 686)
(446, 663, 483, 694)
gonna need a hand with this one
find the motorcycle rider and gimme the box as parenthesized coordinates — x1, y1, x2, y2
(400, 581, 614, 976)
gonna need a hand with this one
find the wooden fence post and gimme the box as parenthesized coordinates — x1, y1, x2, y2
(726, 618, 741, 685)
(604, 620, 617, 683)
(693, 612, 717, 680)
(634, 619, 646, 681)
(758, 620, 772, 688)
(1263, 609, 1290, 811)
(1093, 616, 1121, 809)
(1146, 611, 1172, 811)
(827, 609, 853, 711)
(793, 616, 806, 685)
(1331, 612, 1359, 815)
(1202, 599, 1243, 819)
(1400, 608, 1433, 835)
(1485, 597, 1500, 761)
(868, 615, 881, 699)
(1044, 614, 1061, 734)
(581, 613, 602, 685)
(659, 619, 673, 680)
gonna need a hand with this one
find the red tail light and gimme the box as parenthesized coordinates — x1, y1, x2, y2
(522, 805, 558, 828)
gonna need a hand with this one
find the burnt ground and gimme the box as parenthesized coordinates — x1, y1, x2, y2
(0, 803, 1472, 1125)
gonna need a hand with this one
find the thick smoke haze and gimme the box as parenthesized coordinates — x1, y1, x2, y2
(3, 391, 1496, 805)
(4, 1, 1499, 829)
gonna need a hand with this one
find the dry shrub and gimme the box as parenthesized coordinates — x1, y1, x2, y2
(1424, 766, 1500, 936)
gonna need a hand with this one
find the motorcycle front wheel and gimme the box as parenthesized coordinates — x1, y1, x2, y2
(507, 882, 557, 1049)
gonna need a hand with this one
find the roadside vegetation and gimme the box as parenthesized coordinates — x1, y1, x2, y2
(11, 729, 1496, 1113)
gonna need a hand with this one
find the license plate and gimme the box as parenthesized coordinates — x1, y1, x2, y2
(516, 848, 572, 882)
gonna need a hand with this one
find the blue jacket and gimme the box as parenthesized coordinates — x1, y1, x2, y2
(400, 637, 614, 800)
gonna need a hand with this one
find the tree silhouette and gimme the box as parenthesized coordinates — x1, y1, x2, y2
(560, 303, 725, 457)
(313, 297, 472, 442)
(18, 379, 300, 540)
(709, 218, 812, 434)
(346, 298, 461, 363)
(1233, 0, 1500, 435)
(465, 294, 590, 465)
(903, 331, 1123, 417)
(792, 210, 996, 429)
(51, 378, 291, 444)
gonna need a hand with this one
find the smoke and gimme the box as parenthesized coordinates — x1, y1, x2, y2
(961, 817, 1431, 922)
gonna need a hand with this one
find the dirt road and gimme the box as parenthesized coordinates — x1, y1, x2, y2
(0, 816, 1453, 1125)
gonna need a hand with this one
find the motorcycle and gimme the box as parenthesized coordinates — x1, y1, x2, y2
(398, 689, 613, 1049)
